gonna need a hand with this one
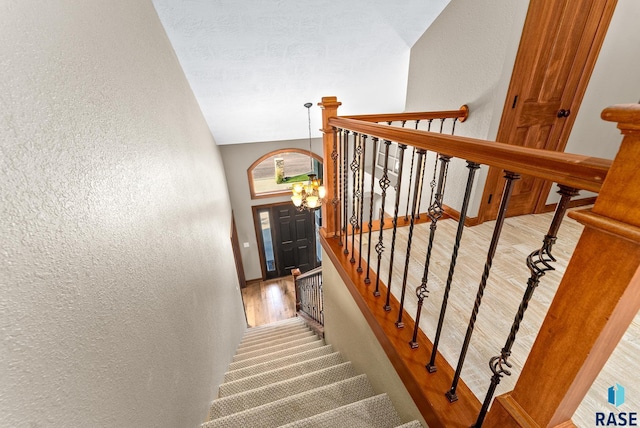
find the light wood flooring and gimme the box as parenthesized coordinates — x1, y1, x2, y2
(353, 208, 639, 427)
(241, 277, 296, 328)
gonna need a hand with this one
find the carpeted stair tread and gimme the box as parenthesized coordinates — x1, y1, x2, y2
(228, 340, 325, 371)
(241, 322, 310, 341)
(278, 394, 402, 428)
(243, 318, 304, 336)
(203, 375, 374, 428)
(235, 330, 316, 354)
(232, 335, 321, 362)
(224, 345, 334, 382)
(239, 325, 311, 347)
(208, 362, 357, 420)
(219, 352, 343, 396)
(395, 421, 423, 427)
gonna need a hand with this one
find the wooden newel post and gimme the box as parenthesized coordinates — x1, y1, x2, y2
(484, 104, 640, 428)
(318, 96, 342, 238)
(292, 268, 302, 311)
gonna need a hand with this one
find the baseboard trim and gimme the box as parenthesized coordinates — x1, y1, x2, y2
(442, 204, 481, 226)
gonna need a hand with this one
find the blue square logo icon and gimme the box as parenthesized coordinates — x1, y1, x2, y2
(608, 383, 625, 407)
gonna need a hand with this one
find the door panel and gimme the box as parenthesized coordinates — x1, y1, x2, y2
(255, 203, 318, 279)
(273, 205, 315, 275)
(479, 0, 617, 221)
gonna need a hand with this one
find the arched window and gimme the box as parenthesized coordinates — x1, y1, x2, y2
(248, 149, 323, 199)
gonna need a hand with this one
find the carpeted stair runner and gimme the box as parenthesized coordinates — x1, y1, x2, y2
(202, 317, 422, 428)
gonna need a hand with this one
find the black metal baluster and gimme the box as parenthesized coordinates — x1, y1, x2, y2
(396, 149, 426, 328)
(403, 120, 421, 221)
(374, 140, 392, 297)
(364, 137, 378, 284)
(315, 276, 319, 321)
(415, 119, 433, 220)
(343, 130, 350, 254)
(446, 171, 521, 402)
(357, 135, 368, 272)
(409, 154, 451, 347)
(331, 128, 340, 240)
(425, 160, 480, 366)
(451, 117, 458, 135)
(473, 185, 579, 427)
(404, 149, 417, 222)
(350, 133, 360, 262)
(383, 143, 407, 312)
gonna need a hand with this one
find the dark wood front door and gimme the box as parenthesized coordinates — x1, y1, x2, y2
(272, 205, 316, 276)
(254, 202, 318, 279)
(479, 0, 617, 222)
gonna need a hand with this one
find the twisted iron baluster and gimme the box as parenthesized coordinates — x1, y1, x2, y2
(364, 137, 378, 284)
(357, 135, 368, 273)
(451, 117, 458, 135)
(409, 154, 451, 346)
(425, 161, 480, 366)
(446, 171, 521, 402)
(319, 277, 324, 325)
(396, 149, 426, 328)
(343, 130, 350, 254)
(331, 127, 340, 239)
(415, 119, 433, 220)
(404, 148, 417, 222)
(403, 120, 420, 221)
(374, 140, 392, 297)
(350, 133, 360, 262)
(473, 185, 579, 427)
(337, 129, 345, 246)
(383, 143, 407, 312)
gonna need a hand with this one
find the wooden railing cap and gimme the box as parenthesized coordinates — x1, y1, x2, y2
(601, 104, 640, 133)
(319, 96, 342, 109)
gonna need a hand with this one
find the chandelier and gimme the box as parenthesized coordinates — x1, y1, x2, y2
(291, 102, 325, 211)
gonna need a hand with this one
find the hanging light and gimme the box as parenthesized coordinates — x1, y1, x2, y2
(291, 102, 325, 211)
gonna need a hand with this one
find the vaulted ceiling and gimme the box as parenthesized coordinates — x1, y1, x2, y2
(152, 0, 450, 145)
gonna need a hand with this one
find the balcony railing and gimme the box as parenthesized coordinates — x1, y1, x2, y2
(293, 266, 324, 335)
(317, 96, 640, 428)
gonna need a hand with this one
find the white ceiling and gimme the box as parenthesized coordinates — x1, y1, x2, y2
(152, 0, 450, 145)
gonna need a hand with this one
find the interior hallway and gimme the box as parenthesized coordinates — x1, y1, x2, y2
(241, 277, 296, 327)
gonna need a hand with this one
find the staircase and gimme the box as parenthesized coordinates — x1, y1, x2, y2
(202, 317, 422, 428)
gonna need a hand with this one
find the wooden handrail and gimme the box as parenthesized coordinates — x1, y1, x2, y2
(294, 265, 322, 281)
(329, 117, 611, 193)
(340, 105, 469, 123)
(320, 96, 640, 428)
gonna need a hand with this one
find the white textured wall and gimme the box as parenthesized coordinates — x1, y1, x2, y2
(405, 0, 529, 217)
(0, 2, 246, 427)
(219, 138, 322, 281)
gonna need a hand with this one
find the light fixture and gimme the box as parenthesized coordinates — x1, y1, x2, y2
(291, 102, 325, 211)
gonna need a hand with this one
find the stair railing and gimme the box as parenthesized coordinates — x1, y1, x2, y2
(292, 266, 324, 330)
(318, 96, 640, 428)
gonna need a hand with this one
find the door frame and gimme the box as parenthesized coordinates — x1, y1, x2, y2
(477, 0, 617, 223)
(230, 212, 247, 288)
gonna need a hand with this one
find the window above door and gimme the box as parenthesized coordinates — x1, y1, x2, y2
(248, 149, 323, 199)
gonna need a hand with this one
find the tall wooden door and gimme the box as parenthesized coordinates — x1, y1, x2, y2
(479, 0, 617, 221)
